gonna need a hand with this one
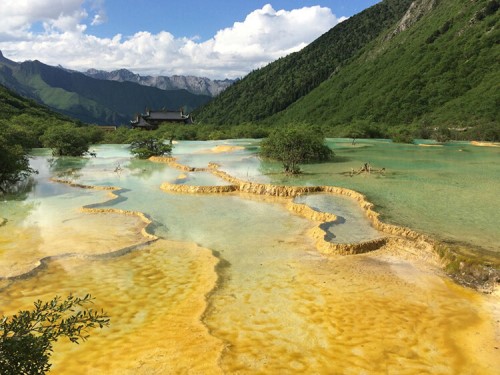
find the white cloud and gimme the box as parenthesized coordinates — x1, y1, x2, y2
(0, 0, 86, 35)
(0, 2, 344, 79)
(90, 0, 107, 26)
(91, 14, 105, 26)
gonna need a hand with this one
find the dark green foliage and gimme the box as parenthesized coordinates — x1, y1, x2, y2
(466, 123, 500, 141)
(0, 124, 36, 194)
(332, 120, 386, 139)
(104, 123, 271, 144)
(0, 84, 80, 140)
(390, 127, 415, 143)
(195, 0, 414, 125)
(414, 123, 433, 139)
(260, 124, 334, 174)
(0, 84, 108, 191)
(0, 84, 85, 192)
(165, 125, 197, 141)
(185, 123, 270, 140)
(0, 83, 84, 146)
(129, 131, 173, 159)
(426, 19, 454, 44)
(0, 294, 109, 375)
(0, 121, 39, 150)
(102, 127, 134, 144)
(84, 126, 106, 144)
(475, 0, 499, 20)
(433, 127, 452, 143)
(40, 125, 91, 156)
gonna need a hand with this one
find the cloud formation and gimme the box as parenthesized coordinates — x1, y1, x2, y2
(0, 1, 344, 79)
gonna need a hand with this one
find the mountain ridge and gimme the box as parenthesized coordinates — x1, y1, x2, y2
(194, 0, 415, 124)
(194, 0, 499, 135)
(0, 52, 212, 125)
(84, 68, 234, 97)
(271, 0, 499, 131)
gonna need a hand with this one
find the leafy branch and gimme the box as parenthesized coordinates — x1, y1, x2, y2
(0, 294, 110, 374)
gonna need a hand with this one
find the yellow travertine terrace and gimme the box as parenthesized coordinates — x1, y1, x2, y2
(1, 140, 498, 374)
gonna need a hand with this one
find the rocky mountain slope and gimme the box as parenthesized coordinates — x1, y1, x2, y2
(84, 68, 234, 97)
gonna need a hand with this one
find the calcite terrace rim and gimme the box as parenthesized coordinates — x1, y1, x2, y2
(152, 157, 433, 257)
(0, 178, 159, 282)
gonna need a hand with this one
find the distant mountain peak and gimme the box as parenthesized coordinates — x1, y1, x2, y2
(0, 50, 17, 67)
(0, 51, 212, 125)
(84, 69, 234, 97)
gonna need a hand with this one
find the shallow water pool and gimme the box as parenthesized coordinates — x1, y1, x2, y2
(0, 140, 498, 374)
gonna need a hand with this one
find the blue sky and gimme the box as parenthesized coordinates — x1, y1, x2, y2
(95, 1, 381, 40)
(0, 0, 382, 79)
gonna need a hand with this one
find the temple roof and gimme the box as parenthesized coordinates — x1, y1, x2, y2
(146, 110, 189, 121)
(130, 108, 193, 128)
(131, 117, 151, 126)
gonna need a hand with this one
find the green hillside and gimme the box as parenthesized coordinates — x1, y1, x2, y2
(1, 83, 94, 193)
(0, 82, 86, 154)
(0, 83, 79, 124)
(195, 0, 499, 137)
(0, 81, 87, 140)
(274, 0, 499, 132)
(0, 53, 212, 125)
(195, 0, 414, 124)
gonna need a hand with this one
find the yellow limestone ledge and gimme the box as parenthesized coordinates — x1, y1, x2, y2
(470, 141, 500, 147)
(51, 178, 119, 191)
(81, 207, 158, 241)
(149, 156, 207, 171)
(286, 200, 337, 223)
(308, 226, 388, 256)
(209, 162, 427, 241)
(209, 145, 245, 153)
(51, 178, 158, 242)
(160, 182, 238, 194)
(3, 239, 224, 375)
(153, 157, 434, 256)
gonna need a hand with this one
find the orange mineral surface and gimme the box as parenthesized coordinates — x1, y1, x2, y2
(0, 239, 223, 375)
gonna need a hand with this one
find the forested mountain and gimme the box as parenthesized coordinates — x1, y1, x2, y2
(195, 0, 499, 133)
(194, 0, 414, 124)
(84, 68, 234, 97)
(273, 0, 499, 131)
(0, 52, 212, 125)
(0, 83, 79, 125)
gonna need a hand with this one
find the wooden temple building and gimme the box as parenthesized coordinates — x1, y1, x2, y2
(130, 108, 193, 130)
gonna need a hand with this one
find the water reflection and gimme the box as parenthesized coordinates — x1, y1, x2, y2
(1, 177, 37, 200)
(47, 156, 89, 175)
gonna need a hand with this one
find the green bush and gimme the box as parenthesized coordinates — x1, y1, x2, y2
(390, 127, 415, 143)
(260, 124, 334, 174)
(40, 125, 90, 156)
(129, 131, 173, 159)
